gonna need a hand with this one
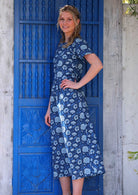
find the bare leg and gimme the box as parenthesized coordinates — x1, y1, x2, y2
(59, 176, 71, 195)
(72, 177, 84, 195)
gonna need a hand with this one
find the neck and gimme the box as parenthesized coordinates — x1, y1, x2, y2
(64, 32, 73, 42)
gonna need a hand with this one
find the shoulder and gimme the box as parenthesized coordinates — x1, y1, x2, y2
(72, 38, 93, 58)
(71, 38, 87, 50)
(73, 38, 90, 49)
(74, 38, 87, 45)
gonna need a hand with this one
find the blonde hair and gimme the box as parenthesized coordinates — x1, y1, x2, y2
(57, 5, 81, 48)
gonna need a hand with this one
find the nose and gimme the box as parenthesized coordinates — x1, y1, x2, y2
(63, 20, 68, 24)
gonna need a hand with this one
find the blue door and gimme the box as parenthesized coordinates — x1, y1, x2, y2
(13, 0, 103, 194)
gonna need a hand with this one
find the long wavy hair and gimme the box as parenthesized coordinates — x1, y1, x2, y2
(57, 5, 81, 48)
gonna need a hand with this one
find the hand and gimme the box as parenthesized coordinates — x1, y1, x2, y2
(60, 79, 79, 90)
(45, 110, 51, 127)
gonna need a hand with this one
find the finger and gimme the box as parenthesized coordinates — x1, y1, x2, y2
(47, 116, 51, 126)
(45, 118, 48, 126)
(61, 82, 68, 89)
(49, 116, 51, 124)
(63, 85, 68, 90)
(61, 79, 69, 84)
(45, 116, 47, 124)
(63, 86, 66, 90)
(45, 116, 50, 126)
(60, 84, 65, 88)
(60, 82, 66, 88)
(61, 81, 67, 85)
(61, 79, 67, 84)
(47, 120, 50, 126)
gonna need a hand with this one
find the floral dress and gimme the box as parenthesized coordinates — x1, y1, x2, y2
(50, 38, 105, 180)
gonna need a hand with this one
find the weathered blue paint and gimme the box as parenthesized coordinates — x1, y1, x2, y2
(13, 0, 104, 194)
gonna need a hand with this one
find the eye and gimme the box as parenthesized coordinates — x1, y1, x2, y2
(59, 18, 64, 21)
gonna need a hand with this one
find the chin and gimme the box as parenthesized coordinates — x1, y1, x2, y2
(63, 30, 68, 33)
(62, 29, 69, 32)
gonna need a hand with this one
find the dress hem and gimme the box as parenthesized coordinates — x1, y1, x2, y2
(53, 170, 105, 180)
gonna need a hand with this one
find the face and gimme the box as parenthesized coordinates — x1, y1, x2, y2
(58, 11, 79, 36)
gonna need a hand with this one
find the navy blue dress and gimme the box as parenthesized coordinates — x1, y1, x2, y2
(50, 38, 105, 180)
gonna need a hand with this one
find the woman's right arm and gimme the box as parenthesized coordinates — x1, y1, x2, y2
(45, 100, 51, 127)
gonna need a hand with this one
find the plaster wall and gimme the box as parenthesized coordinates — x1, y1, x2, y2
(122, 5, 138, 195)
(0, 0, 14, 195)
(103, 0, 123, 194)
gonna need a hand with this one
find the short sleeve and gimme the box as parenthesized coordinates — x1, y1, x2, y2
(74, 38, 93, 59)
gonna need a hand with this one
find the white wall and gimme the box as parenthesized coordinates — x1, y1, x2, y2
(0, 1, 13, 195)
(122, 5, 138, 195)
(103, 0, 123, 194)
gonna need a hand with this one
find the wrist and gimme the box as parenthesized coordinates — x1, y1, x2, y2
(47, 106, 50, 112)
(77, 81, 82, 89)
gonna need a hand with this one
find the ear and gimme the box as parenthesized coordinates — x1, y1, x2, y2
(76, 19, 80, 25)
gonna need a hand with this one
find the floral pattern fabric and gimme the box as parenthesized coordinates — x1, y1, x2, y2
(50, 38, 105, 180)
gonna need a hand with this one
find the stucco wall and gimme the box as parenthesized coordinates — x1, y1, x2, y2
(0, 0, 13, 195)
(103, 0, 123, 194)
(122, 5, 138, 195)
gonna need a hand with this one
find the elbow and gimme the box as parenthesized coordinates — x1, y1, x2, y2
(99, 64, 103, 71)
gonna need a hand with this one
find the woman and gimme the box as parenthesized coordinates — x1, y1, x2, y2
(45, 5, 105, 195)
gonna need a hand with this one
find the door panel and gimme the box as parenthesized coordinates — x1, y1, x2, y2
(13, 0, 103, 194)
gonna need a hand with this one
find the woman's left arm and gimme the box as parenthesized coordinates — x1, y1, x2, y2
(60, 53, 103, 90)
(77, 53, 103, 89)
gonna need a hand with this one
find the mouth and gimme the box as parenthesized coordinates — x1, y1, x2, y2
(62, 26, 69, 29)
